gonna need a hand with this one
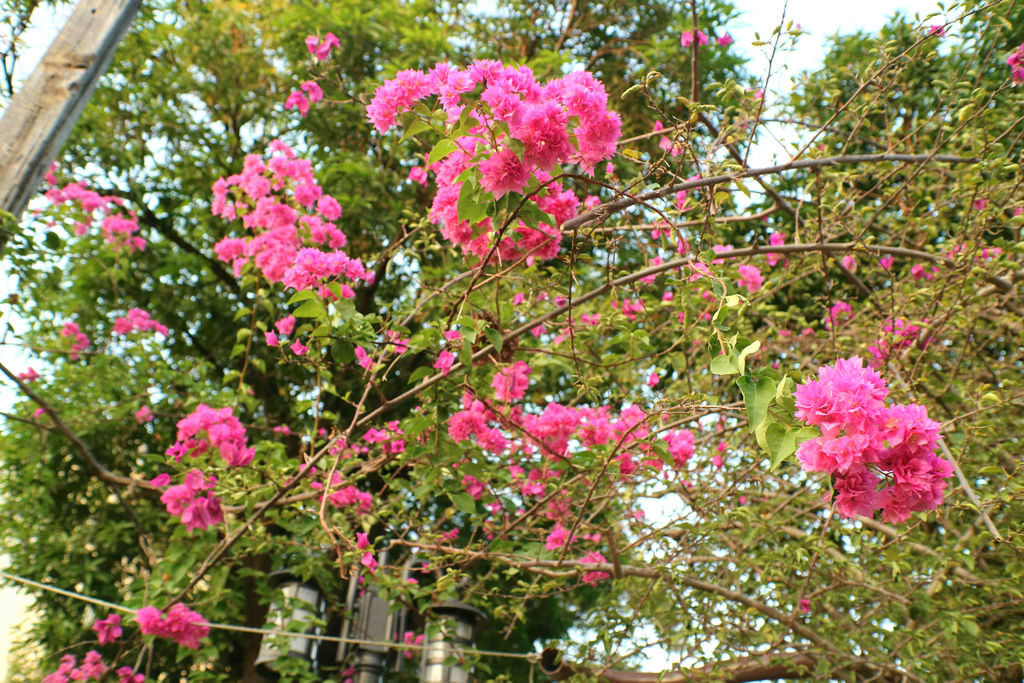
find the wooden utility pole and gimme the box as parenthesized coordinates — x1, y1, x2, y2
(0, 0, 141, 250)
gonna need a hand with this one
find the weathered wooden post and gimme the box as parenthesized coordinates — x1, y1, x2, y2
(0, 0, 141, 249)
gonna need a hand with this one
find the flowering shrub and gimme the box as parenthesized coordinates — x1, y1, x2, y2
(5, 4, 1023, 681)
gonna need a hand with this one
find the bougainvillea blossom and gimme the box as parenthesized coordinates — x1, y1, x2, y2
(136, 603, 209, 650)
(794, 357, 951, 522)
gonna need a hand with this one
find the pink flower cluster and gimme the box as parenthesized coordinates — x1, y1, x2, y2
(580, 551, 610, 585)
(112, 308, 169, 336)
(794, 357, 952, 523)
(60, 321, 90, 360)
(310, 472, 374, 512)
(305, 32, 339, 61)
(17, 367, 39, 382)
(166, 404, 255, 467)
(367, 61, 621, 261)
(866, 317, 932, 367)
(43, 651, 106, 682)
(44, 170, 145, 252)
(1008, 43, 1024, 84)
(93, 613, 122, 644)
(155, 469, 223, 531)
(491, 361, 531, 401)
(285, 80, 324, 117)
(136, 603, 209, 650)
(737, 264, 763, 293)
(212, 141, 371, 297)
(680, 30, 709, 47)
(450, 365, 694, 483)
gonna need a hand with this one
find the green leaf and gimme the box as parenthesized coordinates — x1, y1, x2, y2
(457, 183, 488, 224)
(737, 373, 776, 430)
(293, 298, 326, 319)
(286, 289, 318, 305)
(449, 492, 476, 514)
(710, 354, 739, 375)
(736, 339, 760, 375)
(765, 423, 798, 470)
(408, 365, 433, 385)
(429, 138, 458, 164)
(484, 327, 503, 353)
(400, 117, 434, 141)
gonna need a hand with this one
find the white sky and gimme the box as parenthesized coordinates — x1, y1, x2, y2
(0, 0, 950, 678)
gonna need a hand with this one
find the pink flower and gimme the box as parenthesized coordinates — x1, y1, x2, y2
(265, 330, 279, 347)
(927, 25, 946, 36)
(647, 371, 660, 387)
(463, 474, 486, 500)
(113, 308, 169, 336)
(408, 166, 428, 185)
(826, 300, 852, 329)
(580, 551, 610, 585)
(478, 147, 530, 199)
(664, 429, 695, 466)
(799, 598, 811, 613)
(433, 349, 455, 375)
(93, 614, 123, 644)
(136, 604, 209, 650)
(879, 256, 894, 270)
(841, 254, 857, 272)
(275, 316, 296, 336)
(361, 552, 378, 573)
(354, 346, 374, 370)
(737, 264, 763, 293)
(135, 406, 153, 424)
(492, 361, 530, 401)
(675, 189, 688, 211)
(17, 367, 39, 382)
(356, 532, 370, 549)
(290, 339, 308, 356)
(680, 30, 709, 47)
(317, 195, 343, 220)
(306, 32, 339, 61)
(1009, 43, 1024, 84)
(545, 523, 570, 550)
(717, 32, 734, 46)
(285, 90, 310, 116)
(401, 631, 425, 659)
(166, 404, 254, 467)
(300, 80, 324, 104)
(116, 666, 145, 683)
(150, 473, 171, 488)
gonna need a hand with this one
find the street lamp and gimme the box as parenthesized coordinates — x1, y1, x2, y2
(419, 600, 487, 683)
(254, 570, 327, 679)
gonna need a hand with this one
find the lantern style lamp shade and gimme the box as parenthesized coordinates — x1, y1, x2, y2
(419, 601, 488, 683)
(254, 570, 326, 680)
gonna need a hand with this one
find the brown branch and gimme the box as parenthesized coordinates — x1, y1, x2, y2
(562, 153, 976, 232)
(540, 647, 884, 683)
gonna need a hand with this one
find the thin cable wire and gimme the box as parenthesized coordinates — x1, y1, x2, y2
(0, 569, 538, 663)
